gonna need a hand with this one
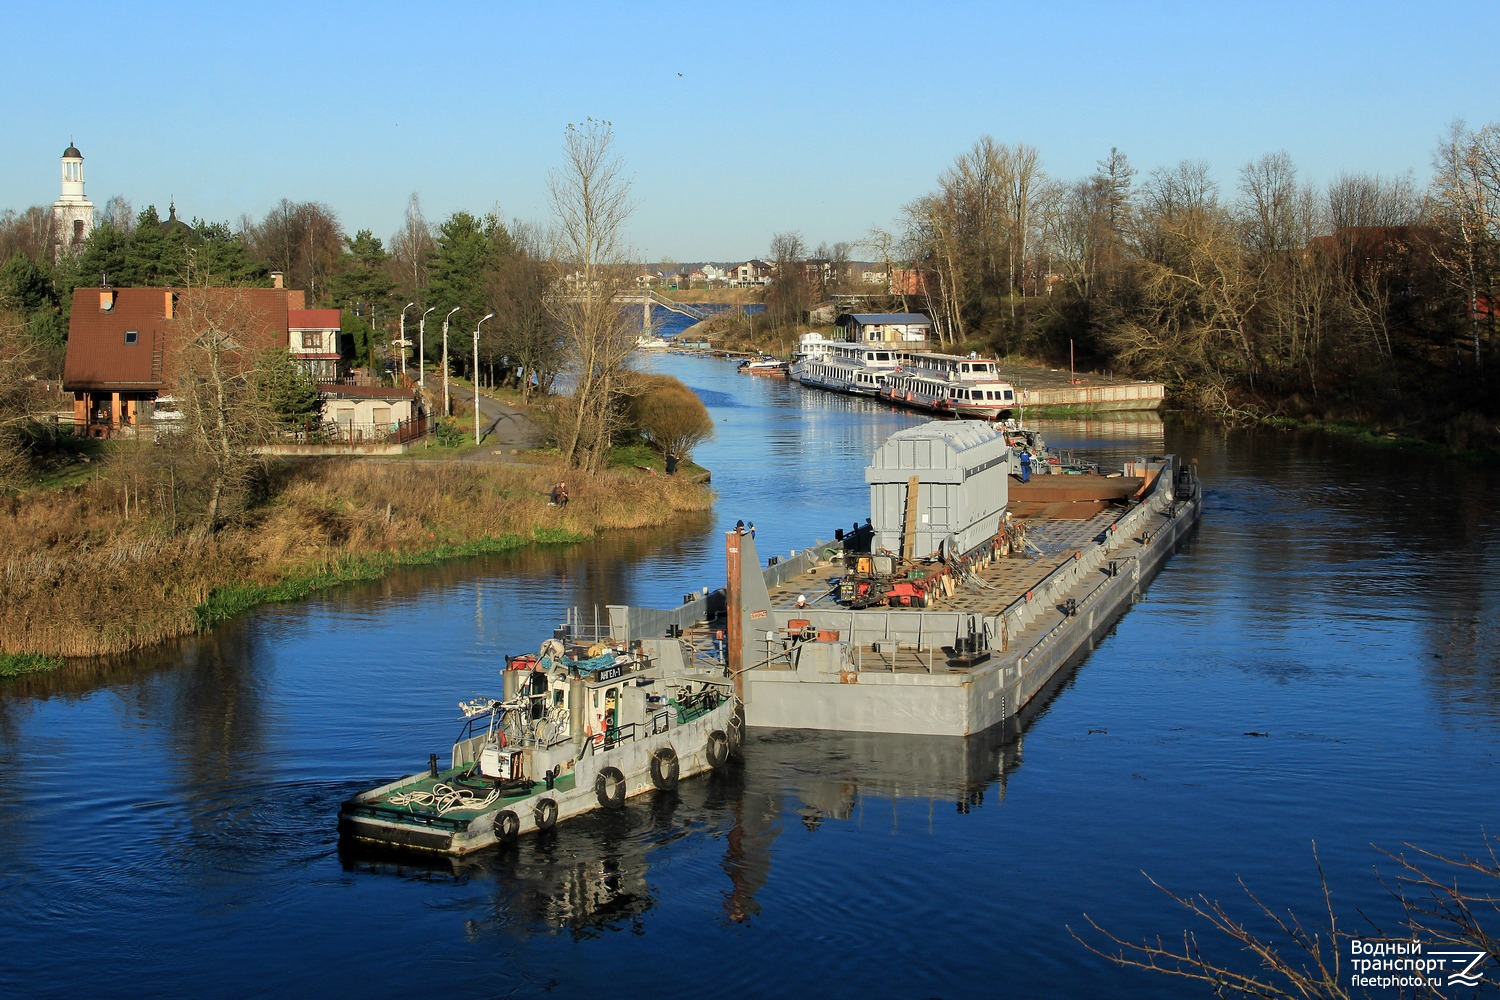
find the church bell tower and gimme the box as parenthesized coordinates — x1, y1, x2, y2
(52, 141, 96, 257)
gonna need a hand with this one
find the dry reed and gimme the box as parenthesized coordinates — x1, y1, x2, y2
(0, 456, 713, 661)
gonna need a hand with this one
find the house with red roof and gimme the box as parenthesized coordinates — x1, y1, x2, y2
(62, 284, 421, 440)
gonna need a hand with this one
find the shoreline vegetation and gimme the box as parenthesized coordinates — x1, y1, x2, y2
(0, 453, 713, 676)
(681, 303, 1499, 461)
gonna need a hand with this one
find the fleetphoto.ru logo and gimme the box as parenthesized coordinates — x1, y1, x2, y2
(1348, 938, 1490, 990)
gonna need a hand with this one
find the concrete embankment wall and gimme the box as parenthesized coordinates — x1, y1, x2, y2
(1020, 383, 1165, 411)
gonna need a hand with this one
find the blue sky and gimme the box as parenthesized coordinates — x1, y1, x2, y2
(6, 1, 1494, 262)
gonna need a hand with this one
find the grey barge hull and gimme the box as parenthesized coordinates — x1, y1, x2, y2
(607, 453, 1200, 737)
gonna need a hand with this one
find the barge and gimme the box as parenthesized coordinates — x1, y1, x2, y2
(607, 419, 1201, 736)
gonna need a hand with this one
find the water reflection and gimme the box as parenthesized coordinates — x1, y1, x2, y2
(3, 353, 1500, 998)
(336, 678, 1059, 941)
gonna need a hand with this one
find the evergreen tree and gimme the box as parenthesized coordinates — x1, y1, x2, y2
(125, 205, 188, 285)
(426, 211, 511, 320)
(252, 349, 322, 427)
(330, 229, 397, 312)
(188, 220, 266, 285)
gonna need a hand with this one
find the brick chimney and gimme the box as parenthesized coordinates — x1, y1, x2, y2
(99, 288, 114, 311)
(271, 271, 284, 289)
(164, 291, 175, 319)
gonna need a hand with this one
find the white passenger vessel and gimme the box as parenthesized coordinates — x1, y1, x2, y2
(789, 333, 903, 396)
(879, 352, 1020, 419)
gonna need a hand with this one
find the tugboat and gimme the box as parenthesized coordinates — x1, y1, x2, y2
(339, 634, 740, 855)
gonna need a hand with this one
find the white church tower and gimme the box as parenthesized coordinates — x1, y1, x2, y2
(52, 141, 96, 257)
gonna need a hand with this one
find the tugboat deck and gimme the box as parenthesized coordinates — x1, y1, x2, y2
(348, 768, 580, 827)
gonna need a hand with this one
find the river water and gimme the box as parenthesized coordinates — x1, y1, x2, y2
(2, 353, 1497, 998)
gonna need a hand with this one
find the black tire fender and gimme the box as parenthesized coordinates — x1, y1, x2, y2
(493, 809, 521, 841)
(595, 766, 626, 809)
(533, 797, 558, 830)
(706, 730, 730, 769)
(650, 747, 680, 790)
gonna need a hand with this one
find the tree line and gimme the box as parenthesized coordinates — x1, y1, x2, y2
(0, 119, 714, 509)
(875, 122, 1498, 445)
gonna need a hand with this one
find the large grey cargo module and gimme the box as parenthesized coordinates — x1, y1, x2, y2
(864, 419, 1010, 560)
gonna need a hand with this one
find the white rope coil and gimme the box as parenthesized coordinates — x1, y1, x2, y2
(389, 782, 499, 816)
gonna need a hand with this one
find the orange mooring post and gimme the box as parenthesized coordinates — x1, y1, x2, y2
(725, 527, 743, 704)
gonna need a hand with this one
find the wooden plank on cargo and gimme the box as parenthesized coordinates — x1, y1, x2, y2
(903, 475, 920, 560)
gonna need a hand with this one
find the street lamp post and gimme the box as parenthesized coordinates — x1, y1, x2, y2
(399, 302, 416, 379)
(417, 306, 435, 388)
(441, 306, 460, 418)
(474, 312, 494, 444)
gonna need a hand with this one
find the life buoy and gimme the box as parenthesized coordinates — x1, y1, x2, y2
(650, 747, 680, 790)
(595, 766, 626, 808)
(493, 809, 520, 841)
(533, 797, 558, 830)
(706, 730, 730, 769)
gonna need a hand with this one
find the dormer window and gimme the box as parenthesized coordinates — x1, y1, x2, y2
(124, 330, 138, 345)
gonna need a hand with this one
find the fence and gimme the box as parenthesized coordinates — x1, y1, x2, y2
(284, 415, 428, 445)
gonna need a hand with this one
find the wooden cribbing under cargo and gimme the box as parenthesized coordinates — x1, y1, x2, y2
(1007, 476, 1143, 520)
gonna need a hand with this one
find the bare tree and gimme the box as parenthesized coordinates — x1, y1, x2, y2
(547, 118, 638, 473)
(1328, 172, 1421, 230)
(1074, 837, 1500, 1000)
(0, 207, 60, 265)
(0, 309, 53, 492)
(248, 200, 344, 302)
(99, 195, 135, 234)
(1429, 120, 1500, 368)
(860, 226, 901, 302)
(765, 230, 810, 332)
(167, 290, 282, 529)
(1238, 152, 1306, 257)
(391, 192, 434, 300)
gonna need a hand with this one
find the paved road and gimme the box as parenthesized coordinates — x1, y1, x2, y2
(442, 384, 547, 462)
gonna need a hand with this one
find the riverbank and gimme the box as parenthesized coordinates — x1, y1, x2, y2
(0, 457, 714, 670)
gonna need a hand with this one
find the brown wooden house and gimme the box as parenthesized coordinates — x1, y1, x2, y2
(63, 285, 308, 436)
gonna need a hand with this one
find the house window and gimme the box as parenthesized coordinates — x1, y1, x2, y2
(301, 331, 320, 350)
(124, 330, 138, 345)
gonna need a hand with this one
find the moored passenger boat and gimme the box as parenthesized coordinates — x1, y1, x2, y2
(879, 369, 957, 415)
(890, 350, 1020, 419)
(788, 334, 903, 396)
(339, 634, 739, 855)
